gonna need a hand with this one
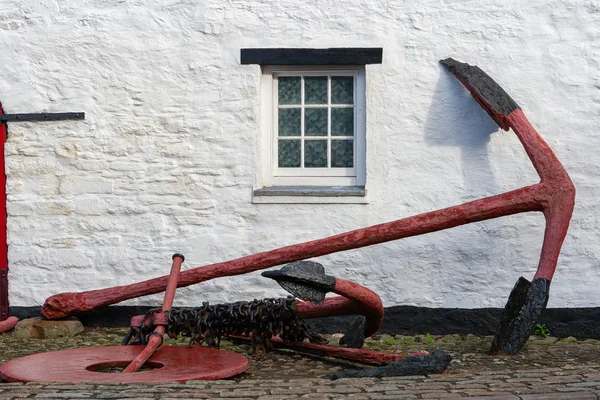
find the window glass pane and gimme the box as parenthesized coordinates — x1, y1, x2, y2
(278, 140, 301, 168)
(304, 108, 327, 136)
(278, 77, 301, 105)
(331, 108, 354, 136)
(331, 76, 353, 104)
(304, 140, 327, 168)
(304, 76, 328, 104)
(278, 108, 301, 136)
(331, 140, 353, 167)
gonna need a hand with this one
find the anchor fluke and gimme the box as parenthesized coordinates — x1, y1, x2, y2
(262, 261, 336, 305)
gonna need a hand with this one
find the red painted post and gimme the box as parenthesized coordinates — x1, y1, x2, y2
(0, 102, 8, 322)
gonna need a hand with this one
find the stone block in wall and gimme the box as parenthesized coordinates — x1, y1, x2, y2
(59, 177, 113, 194)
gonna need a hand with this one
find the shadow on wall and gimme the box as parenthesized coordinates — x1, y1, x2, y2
(418, 64, 510, 307)
(424, 64, 500, 198)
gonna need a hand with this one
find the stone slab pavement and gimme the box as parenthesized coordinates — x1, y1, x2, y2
(3, 328, 600, 399)
(3, 370, 600, 400)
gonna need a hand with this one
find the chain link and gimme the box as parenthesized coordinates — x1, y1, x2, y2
(123, 296, 326, 354)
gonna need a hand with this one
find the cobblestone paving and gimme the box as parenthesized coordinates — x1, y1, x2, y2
(2, 328, 600, 399)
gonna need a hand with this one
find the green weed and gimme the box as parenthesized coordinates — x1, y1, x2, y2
(534, 324, 551, 338)
(424, 333, 435, 344)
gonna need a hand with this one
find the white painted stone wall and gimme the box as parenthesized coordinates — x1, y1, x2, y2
(1, 0, 599, 309)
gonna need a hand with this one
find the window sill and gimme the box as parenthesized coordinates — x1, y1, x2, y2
(252, 186, 367, 204)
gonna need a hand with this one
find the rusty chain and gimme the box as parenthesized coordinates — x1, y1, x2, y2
(123, 296, 326, 354)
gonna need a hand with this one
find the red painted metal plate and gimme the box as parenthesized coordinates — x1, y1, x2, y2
(0, 346, 248, 383)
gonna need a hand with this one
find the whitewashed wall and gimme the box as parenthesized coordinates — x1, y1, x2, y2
(1, 0, 598, 309)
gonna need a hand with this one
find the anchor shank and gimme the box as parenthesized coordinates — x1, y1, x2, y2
(42, 184, 544, 320)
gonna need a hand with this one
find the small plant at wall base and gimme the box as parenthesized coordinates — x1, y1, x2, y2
(534, 324, 551, 338)
(424, 333, 435, 344)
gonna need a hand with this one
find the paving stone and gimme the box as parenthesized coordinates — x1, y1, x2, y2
(270, 387, 314, 395)
(475, 371, 518, 376)
(330, 395, 370, 400)
(380, 375, 426, 381)
(487, 383, 527, 389)
(406, 383, 453, 390)
(540, 375, 584, 383)
(509, 386, 558, 395)
(513, 372, 550, 378)
(44, 386, 96, 390)
(232, 389, 267, 397)
(455, 379, 503, 385)
(218, 398, 255, 400)
(505, 377, 542, 383)
(566, 381, 600, 387)
(451, 389, 499, 396)
(328, 378, 376, 385)
(298, 394, 334, 399)
(363, 385, 398, 392)
(375, 392, 417, 399)
(466, 396, 520, 400)
(420, 392, 462, 398)
(520, 392, 598, 399)
(515, 368, 564, 373)
(219, 390, 267, 398)
(315, 386, 361, 393)
(448, 385, 490, 392)
(555, 387, 595, 392)
(160, 398, 205, 400)
(2, 393, 33, 398)
(103, 392, 165, 399)
(93, 384, 127, 390)
(30, 398, 97, 400)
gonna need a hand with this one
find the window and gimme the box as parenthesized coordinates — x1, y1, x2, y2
(265, 67, 365, 187)
(241, 48, 382, 202)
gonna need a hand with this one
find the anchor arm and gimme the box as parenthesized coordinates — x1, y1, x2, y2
(441, 58, 575, 354)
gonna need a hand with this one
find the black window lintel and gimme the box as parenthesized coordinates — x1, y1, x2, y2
(241, 48, 383, 66)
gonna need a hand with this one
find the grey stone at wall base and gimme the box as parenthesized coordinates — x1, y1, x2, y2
(13, 317, 84, 339)
(9, 305, 600, 339)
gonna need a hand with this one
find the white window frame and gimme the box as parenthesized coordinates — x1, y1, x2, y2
(259, 65, 366, 188)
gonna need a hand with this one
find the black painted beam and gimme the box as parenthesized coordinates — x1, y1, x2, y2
(1, 270, 7, 320)
(0, 112, 85, 122)
(241, 48, 383, 65)
(11, 305, 600, 339)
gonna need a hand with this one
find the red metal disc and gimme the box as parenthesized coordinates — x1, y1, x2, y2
(0, 346, 248, 383)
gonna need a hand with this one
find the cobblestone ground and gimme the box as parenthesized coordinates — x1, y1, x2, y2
(2, 328, 600, 399)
